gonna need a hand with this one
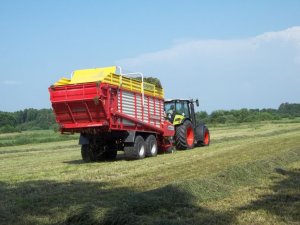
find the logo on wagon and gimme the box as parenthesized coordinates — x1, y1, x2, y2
(168, 125, 175, 131)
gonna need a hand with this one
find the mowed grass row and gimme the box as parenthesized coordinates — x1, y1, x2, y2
(0, 121, 299, 225)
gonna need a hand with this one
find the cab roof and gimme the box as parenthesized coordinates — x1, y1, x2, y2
(165, 99, 192, 102)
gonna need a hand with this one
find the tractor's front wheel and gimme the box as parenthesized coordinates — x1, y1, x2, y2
(175, 120, 195, 150)
(197, 126, 210, 147)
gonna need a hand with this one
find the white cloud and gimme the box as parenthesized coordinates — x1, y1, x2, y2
(255, 26, 300, 43)
(2, 80, 18, 85)
(117, 27, 300, 112)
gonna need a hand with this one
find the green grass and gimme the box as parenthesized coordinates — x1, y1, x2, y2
(0, 130, 78, 147)
(0, 121, 299, 225)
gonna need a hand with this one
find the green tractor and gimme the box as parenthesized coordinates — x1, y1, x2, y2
(164, 99, 210, 150)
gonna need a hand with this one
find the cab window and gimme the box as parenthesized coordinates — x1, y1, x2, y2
(175, 101, 189, 117)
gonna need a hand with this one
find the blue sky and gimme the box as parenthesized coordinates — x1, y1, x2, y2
(0, 0, 300, 112)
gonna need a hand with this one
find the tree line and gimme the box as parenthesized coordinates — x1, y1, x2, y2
(196, 103, 300, 124)
(0, 108, 57, 133)
(0, 103, 299, 133)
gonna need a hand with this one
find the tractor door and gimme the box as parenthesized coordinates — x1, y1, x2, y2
(173, 101, 190, 125)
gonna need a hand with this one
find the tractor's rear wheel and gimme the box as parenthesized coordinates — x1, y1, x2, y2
(145, 135, 158, 157)
(81, 144, 98, 162)
(175, 120, 195, 150)
(124, 135, 146, 160)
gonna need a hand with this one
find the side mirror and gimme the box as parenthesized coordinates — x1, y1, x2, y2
(195, 99, 199, 107)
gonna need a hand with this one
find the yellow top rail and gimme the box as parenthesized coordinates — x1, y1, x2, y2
(54, 66, 164, 98)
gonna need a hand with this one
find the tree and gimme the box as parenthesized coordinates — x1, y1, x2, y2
(0, 112, 17, 127)
(195, 111, 208, 123)
(278, 103, 300, 117)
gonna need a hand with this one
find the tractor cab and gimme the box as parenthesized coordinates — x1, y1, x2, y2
(164, 99, 199, 126)
(164, 99, 210, 149)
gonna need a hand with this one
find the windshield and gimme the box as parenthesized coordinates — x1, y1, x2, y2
(164, 101, 190, 122)
(175, 101, 189, 117)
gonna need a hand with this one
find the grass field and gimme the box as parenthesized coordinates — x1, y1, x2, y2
(0, 121, 299, 225)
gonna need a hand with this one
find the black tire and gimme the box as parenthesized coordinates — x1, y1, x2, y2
(145, 135, 158, 157)
(101, 149, 117, 160)
(81, 144, 98, 162)
(124, 135, 146, 160)
(175, 120, 195, 150)
(197, 127, 210, 147)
